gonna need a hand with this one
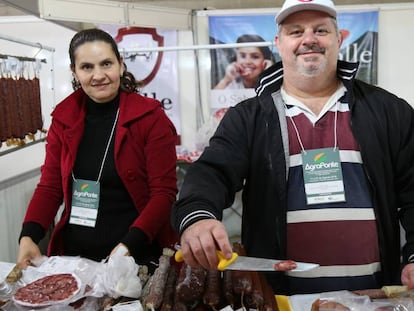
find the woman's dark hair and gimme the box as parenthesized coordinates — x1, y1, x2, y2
(236, 34, 275, 62)
(69, 28, 143, 93)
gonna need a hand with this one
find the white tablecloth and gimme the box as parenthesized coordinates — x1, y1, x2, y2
(0, 262, 14, 282)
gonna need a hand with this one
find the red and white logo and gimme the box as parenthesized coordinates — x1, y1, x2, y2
(115, 27, 164, 86)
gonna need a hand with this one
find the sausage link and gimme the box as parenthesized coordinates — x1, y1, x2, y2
(202, 269, 222, 308)
(245, 270, 264, 309)
(259, 273, 279, 311)
(175, 263, 207, 304)
(144, 253, 171, 309)
(160, 266, 178, 311)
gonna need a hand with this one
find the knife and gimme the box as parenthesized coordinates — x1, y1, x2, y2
(174, 250, 319, 272)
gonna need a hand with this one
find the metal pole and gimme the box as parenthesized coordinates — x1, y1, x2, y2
(0, 33, 55, 52)
(120, 41, 274, 53)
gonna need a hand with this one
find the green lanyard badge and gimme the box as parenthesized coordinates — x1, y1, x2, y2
(70, 179, 100, 227)
(301, 148, 346, 205)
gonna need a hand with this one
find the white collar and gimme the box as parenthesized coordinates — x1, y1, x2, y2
(281, 82, 346, 124)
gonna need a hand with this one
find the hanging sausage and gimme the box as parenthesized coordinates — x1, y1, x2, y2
(0, 57, 44, 147)
(30, 76, 43, 136)
(0, 76, 9, 142)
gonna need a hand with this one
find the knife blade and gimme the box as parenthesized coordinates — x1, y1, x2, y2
(174, 250, 319, 272)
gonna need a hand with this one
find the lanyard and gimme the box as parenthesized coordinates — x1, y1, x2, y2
(72, 108, 120, 183)
(285, 100, 340, 154)
(285, 100, 346, 204)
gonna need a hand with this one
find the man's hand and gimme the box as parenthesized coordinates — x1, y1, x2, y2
(179, 219, 232, 270)
(402, 263, 414, 288)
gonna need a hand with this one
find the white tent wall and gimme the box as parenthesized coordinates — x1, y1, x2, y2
(0, 17, 76, 262)
(0, 16, 76, 183)
(0, 2, 413, 261)
(377, 4, 413, 105)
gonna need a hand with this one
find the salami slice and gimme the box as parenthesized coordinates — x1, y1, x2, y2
(274, 260, 297, 271)
(13, 273, 80, 307)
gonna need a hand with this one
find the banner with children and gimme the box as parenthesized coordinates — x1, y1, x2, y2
(209, 10, 378, 113)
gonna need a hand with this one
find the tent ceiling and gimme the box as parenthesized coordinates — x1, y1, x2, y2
(1, 0, 412, 12)
(0, 0, 412, 31)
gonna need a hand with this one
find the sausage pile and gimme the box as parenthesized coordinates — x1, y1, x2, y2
(141, 243, 278, 311)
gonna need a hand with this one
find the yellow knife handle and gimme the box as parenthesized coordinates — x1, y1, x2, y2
(174, 249, 238, 271)
(175, 249, 184, 262)
(217, 251, 238, 271)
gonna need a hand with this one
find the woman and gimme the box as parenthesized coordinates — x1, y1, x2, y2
(17, 28, 178, 268)
(214, 34, 274, 89)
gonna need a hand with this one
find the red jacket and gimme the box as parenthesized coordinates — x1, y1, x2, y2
(24, 89, 179, 255)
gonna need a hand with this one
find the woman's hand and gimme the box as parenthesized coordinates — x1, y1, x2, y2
(17, 236, 42, 268)
(110, 243, 130, 258)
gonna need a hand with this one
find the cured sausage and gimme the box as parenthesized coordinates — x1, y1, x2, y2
(231, 243, 253, 296)
(202, 269, 222, 308)
(140, 274, 154, 307)
(259, 273, 278, 311)
(160, 266, 178, 311)
(172, 299, 187, 311)
(223, 269, 235, 308)
(30, 77, 43, 134)
(230, 243, 253, 309)
(175, 263, 206, 304)
(144, 252, 171, 310)
(245, 270, 264, 309)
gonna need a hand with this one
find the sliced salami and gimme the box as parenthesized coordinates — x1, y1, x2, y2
(13, 273, 80, 307)
(274, 260, 297, 271)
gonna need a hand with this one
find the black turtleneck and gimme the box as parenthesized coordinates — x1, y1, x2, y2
(63, 93, 157, 263)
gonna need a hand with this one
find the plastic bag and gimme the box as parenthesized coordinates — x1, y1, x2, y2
(315, 290, 414, 311)
(20, 255, 142, 300)
(98, 250, 142, 299)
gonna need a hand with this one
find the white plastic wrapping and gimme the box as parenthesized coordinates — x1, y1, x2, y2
(7, 254, 142, 310)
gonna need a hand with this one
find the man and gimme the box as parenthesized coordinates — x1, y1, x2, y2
(172, 0, 414, 294)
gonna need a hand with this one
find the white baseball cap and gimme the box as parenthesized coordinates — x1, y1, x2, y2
(275, 0, 337, 24)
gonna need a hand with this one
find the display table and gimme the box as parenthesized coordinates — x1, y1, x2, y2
(0, 260, 309, 311)
(0, 262, 14, 281)
(2, 261, 412, 311)
(276, 294, 319, 311)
